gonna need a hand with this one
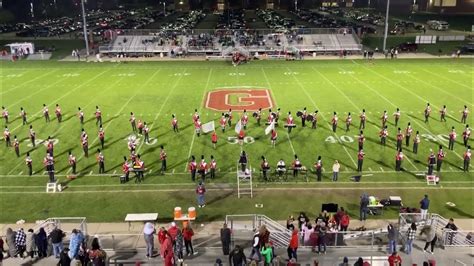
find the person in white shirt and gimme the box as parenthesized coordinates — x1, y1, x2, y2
(332, 160, 340, 182)
(277, 159, 286, 177)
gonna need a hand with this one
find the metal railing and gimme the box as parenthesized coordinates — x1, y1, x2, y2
(398, 213, 473, 248)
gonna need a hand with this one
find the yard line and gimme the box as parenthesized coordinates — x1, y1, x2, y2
(7, 70, 85, 109)
(384, 65, 469, 106)
(351, 60, 467, 161)
(282, 67, 349, 168)
(183, 68, 213, 172)
(75, 69, 163, 165)
(8, 69, 110, 134)
(418, 68, 473, 91)
(380, 167, 384, 172)
(1, 69, 59, 96)
(136, 69, 187, 154)
(261, 68, 297, 155)
(7, 75, 127, 175)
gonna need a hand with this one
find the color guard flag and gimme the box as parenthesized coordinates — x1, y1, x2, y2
(235, 119, 242, 134)
(265, 121, 275, 135)
(202, 121, 215, 133)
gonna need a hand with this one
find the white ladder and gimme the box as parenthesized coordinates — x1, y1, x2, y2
(236, 163, 252, 198)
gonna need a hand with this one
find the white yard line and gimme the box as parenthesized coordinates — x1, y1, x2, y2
(135, 69, 187, 154)
(418, 68, 473, 91)
(183, 68, 213, 171)
(75, 69, 163, 165)
(1, 69, 59, 96)
(261, 68, 297, 155)
(7, 75, 127, 175)
(351, 60, 467, 161)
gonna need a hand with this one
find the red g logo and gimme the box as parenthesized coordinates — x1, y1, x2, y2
(205, 88, 275, 111)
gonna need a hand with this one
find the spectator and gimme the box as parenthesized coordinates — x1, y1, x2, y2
(387, 224, 398, 254)
(287, 228, 298, 261)
(250, 230, 261, 262)
(196, 181, 206, 208)
(143, 222, 155, 259)
(0, 237, 4, 260)
(259, 225, 270, 247)
(332, 160, 340, 181)
(317, 222, 327, 254)
(339, 256, 349, 266)
(340, 211, 350, 231)
(160, 231, 172, 259)
(68, 229, 84, 259)
(360, 193, 369, 221)
(157, 227, 167, 258)
(5, 228, 17, 258)
(335, 207, 345, 226)
(302, 222, 314, 245)
(164, 247, 175, 266)
(297, 212, 308, 231)
(420, 225, 437, 254)
(15, 228, 26, 258)
(168, 222, 179, 241)
(25, 229, 36, 259)
(49, 226, 65, 258)
(260, 242, 273, 266)
(405, 223, 417, 255)
(354, 257, 364, 266)
(87, 237, 107, 266)
(388, 251, 402, 266)
(183, 224, 196, 256)
(286, 215, 295, 230)
(174, 229, 184, 263)
(444, 218, 458, 245)
(229, 245, 246, 266)
(35, 227, 48, 258)
(419, 194, 430, 220)
(58, 248, 71, 266)
(220, 223, 231, 255)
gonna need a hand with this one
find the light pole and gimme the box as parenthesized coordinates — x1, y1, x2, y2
(161, 1, 166, 16)
(382, 0, 390, 52)
(294, 0, 297, 11)
(81, 0, 90, 56)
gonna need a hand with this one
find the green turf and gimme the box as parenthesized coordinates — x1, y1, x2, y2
(0, 59, 473, 223)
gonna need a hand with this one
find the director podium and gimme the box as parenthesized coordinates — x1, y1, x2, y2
(237, 163, 253, 198)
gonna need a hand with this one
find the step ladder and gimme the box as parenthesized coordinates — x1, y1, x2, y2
(46, 182, 58, 193)
(236, 163, 252, 198)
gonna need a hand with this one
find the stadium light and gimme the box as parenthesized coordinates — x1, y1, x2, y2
(81, 0, 90, 56)
(382, 0, 390, 52)
(161, 1, 166, 16)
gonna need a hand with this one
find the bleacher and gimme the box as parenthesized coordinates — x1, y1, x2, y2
(99, 29, 362, 56)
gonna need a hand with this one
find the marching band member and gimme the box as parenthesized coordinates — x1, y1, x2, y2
(261, 156, 270, 181)
(220, 113, 226, 133)
(25, 152, 33, 176)
(95, 106, 102, 126)
(358, 131, 365, 150)
(3, 126, 11, 147)
(461, 105, 469, 124)
(396, 128, 404, 151)
(271, 128, 277, 147)
(331, 112, 338, 133)
(381, 110, 388, 127)
(405, 123, 413, 147)
(160, 145, 167, 173)
(211, 131, 218, 149)
(439, 105, 447, 122)
(345, 112, 352, 132)
(19, 107, 27, 125)
(143, 122, 150, 143)
(55, 104, 62, 123)
(210, 155, 217, 179)
(413, 131, 420, 154)
(43, 104, 50, 123)
(78, 107, 84, 124)
(448, 127, 456, 150)
(379, 126, 388, 146)
(97, 149, 105, 174)
(359, 109, 366, 130)
(393, 108, 401, 126)
(462, 125, 471, 147)
(314, 156, 322, 181)
(68, 151, 77, 175)
(241, 110, 249, 130)
(199, 155, 208, 180)
(424, 103, 431, 123)
(130, 112, 137, 132)
(311, 110, 318, 129)
(286, 112, 294, 133)
(395, 149, 404, 171)
(194, 116, 202, 137)
(189, 155, 197, 182)
(171, 114, 179, 133)
(2, 106, 8, 124)
(98, 126, 105, 149)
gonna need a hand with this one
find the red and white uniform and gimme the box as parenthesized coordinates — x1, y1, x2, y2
(314, 160, 322, 170)
(189, 161, 197, 171)
(128, 139, 136, 151)
(271, 129, 277, 141)
(463, 128, 471, 140)
(287, 115, 294, 125)
(69, 154, 76, 165)
(241, 113, 248, 126)
(192, 112, 199, 122)
(171, 117, 178, 128)
(220, 116, 226, 129)
(211, 132, 218, 143)
(360, 112, 366, 122)
(3, 128, 10, 140)
(292, 159, 302, 168)
(464, 150, 472, 159)
(43, 106, 49, 116)
(238, 130, 245, 140)
(449, 130, 457, 140)
(96, 152, 104, 163)
(393, 110, 401, 120)
(210, 159, 217, 170)
(20, 109, 26, 119)
(261, 160, 270, 170)
(55, 106, 61, 117)
(98, 129, 105, 140)
(381, 112, 388, 124)
(440, 107, 447, 116)
(424, 106, 431, 116)
(358, 134, 365, 145)
(122, 161, 130, 174)
(194, 120, 202, 132)
(130, 114, 136, 124)
(199, 160, 208, 172)
(405, 126, 413, 137)
(331, 115, 338, 125)
(414, 134, 421, 144)
(78, 110, 84, 120)
(137, 120, 144, 132)
(346, 114, 352, 125)
(396, 151, 404, 161)
(95, 108, 102, 118)
(25, 156, 32, 166)
(437, 149, 445, 161)
(160, 150, 167, 161)
(2, 109, 8, 120)
(143, 125, 149, 135)
(396, 131, 404, 141)
(357, 150, 365, 160)
(462, 107, 469, 118)
(380, 128, 388, 137)
(267, 113, 274, 124)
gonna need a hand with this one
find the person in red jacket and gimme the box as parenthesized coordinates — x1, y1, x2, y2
(340, 212, 350, 231)
(388, 251, 402, 266)
(182, 224, 196, 256)
(287, 229, 298, 261)
(211, 131, 218, 149)
(167, 222, 179, 241)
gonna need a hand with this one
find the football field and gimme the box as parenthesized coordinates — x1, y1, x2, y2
(0, 58, 473, 222)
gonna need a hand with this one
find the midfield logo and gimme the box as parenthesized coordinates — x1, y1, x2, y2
(205, 88, 275, 111)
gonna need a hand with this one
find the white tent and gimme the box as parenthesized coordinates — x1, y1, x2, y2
(6, 42, 35, 55)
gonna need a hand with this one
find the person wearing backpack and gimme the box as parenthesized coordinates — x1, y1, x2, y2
(87, 237, 106, 266)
